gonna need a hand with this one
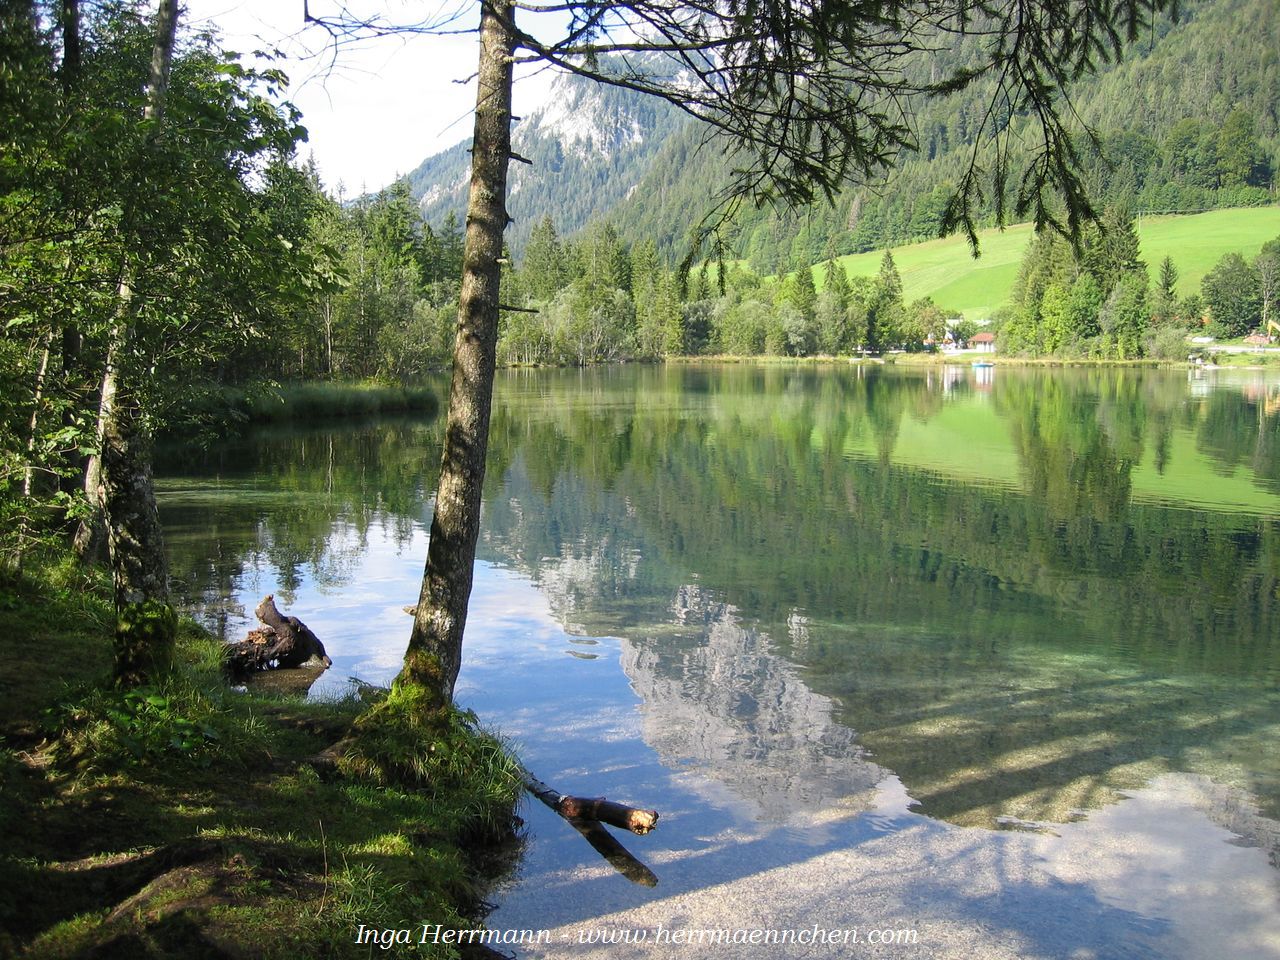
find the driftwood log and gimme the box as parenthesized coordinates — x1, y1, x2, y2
(522, 772, 660, 885)
(224, 595, 332, 679)
(523, 772, 658, 834)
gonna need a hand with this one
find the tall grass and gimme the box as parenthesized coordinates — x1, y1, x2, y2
(246, 382, 438, 422)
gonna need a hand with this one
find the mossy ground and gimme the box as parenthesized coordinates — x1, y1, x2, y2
(0, 551, 522, 960)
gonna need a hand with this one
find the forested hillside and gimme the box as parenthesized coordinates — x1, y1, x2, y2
(606, 0, 1278, 269)
(397, 0, 1279, 268)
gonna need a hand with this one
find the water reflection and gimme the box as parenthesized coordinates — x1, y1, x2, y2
(621, 588, 883, 822)
(157, 365, 1280, 956)
(488, 770, 1280, 960)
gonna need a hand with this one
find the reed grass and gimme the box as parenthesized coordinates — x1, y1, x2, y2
(169, 382, 439, 439)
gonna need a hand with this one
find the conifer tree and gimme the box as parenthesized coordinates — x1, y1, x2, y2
(1151, 256, 1179, 324)
(867, 251, 905, 352)
(789, 264, 818, 322)
(656, 272, 685, 356)
(824, 258, 852, 310)
(1158, 256, 1179, 300)
(1084, 200, 1145, 297)
(523, 215, 567, 302)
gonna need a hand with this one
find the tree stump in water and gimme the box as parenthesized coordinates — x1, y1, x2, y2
(224, 595, 332, 679)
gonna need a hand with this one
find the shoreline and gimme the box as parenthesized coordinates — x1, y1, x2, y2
(0, 548, 520, 959)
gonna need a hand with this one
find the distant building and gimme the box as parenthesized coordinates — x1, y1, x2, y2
(970, 331, 996, 353)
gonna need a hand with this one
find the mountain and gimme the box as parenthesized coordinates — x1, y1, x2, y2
(404, 0, 1278, 267)
(403, 62, 684, 254)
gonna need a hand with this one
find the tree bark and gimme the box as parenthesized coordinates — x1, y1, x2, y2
(400, 0, 515, 707)
(60, 0, 97, 549)
(21, 331, 53, 499)
(57, 0, 90, 510)
(58, 0, 81, 97)
(99, 0, 180, 686)
(100, 377, 175, 686)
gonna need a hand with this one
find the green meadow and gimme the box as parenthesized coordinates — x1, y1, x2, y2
(824, 206, 1280, 320)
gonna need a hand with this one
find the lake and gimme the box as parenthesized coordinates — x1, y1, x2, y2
(157, 364, 1280, 960)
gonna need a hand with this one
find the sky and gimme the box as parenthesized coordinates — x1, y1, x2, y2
(181, 1, 556, 197)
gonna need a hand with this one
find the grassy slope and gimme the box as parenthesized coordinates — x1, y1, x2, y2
(0, 552, 519, 960)
(823, 207, 1280, 320)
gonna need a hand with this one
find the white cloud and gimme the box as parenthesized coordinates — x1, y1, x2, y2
(181, 0, 554, 194)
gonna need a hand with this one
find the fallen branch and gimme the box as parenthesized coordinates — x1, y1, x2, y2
(522, 772, 659, 835)
(522, 771, 659, 886)
(564, 817, 658, 887)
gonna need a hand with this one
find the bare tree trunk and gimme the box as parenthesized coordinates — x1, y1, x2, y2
(22, 332, 53, 499)
(98, 0, 180, 686)
(59, 0, 81, 90)
(58, 0, 91, 515)
(1259, 255, 1278, 332)
(73, 449, 105, 561)
(400, 0, 515, 707)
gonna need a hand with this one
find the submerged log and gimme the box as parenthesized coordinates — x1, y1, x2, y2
(224, 595, 332, 679)
(522, 772, 659, 835)
(522, 771, 660, 886)
(565, 817, 658, 887)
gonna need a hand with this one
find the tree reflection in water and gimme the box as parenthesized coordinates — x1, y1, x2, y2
(159, 365, 1280, 841)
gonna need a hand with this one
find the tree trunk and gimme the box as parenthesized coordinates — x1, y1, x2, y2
(399, 0, 515, 707)
(58, 0, 91, 518)
(100, 362, 176, 686)
(22, 331, 53, 499)
(99, 0, 180, 687)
